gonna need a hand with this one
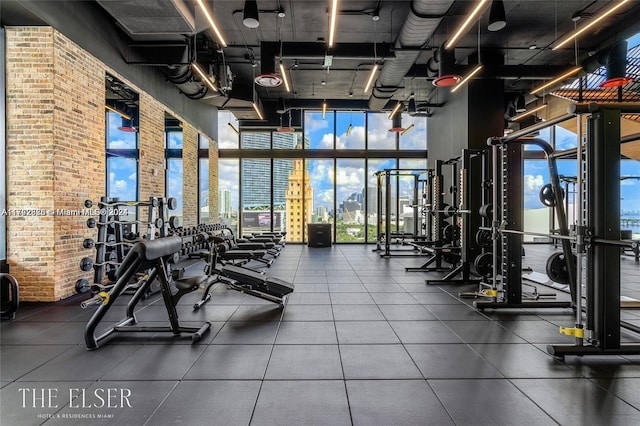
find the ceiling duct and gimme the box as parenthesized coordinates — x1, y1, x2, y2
(162, 65, 210, 100)
(368, 0, 454, 110)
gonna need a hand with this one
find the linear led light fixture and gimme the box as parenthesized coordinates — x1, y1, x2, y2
(228, 122, 239, 134)
(530, 67, 581, 95)
(401, 124, 415, 135)
(510, 103, 548, 121)
(322, 101, 327, 119)
(364, 64, 379, 93)
(388, 102, 403, 120)
(553, 0, 630, 50)
(328, 0, 338, 48)
(445, 0, 489, 49)
(252, 103, 264, 120)
(279, 61, 291, 92)
(451, 64, 484, 93)
(192, 63, 218, 93)
(196, 0, 227, 48)
(105, 104, 131, 120)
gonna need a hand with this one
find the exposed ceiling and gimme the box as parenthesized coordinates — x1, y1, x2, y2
(4, 0, 640, 124)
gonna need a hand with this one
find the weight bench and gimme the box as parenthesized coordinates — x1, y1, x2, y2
(194, 265, 294, 310)
(84, 235, 212, 350)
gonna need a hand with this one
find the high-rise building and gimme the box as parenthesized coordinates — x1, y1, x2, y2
(285, 158, 313, 242)
(219, 189, 231, 219)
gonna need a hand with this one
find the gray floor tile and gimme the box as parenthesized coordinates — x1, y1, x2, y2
(184, 345, 272, 380)
(340, 345, 423, 379)
(281, 304, 334, 321)
(0, 345, 73, 381)
(228, 305, 284, 322)
(593, 377, 640, 410)
(335, 321, 400, 344)
(327, 283, 367, 292)
(332, 305, 385, 321)
(430, 379, 557, 425)
(378, 304, 436, 321)
(18, 345, 141, 382)
(512, 378, 640, 425)
(329, 292, 376, 305)
(102, 345, 206, 380)
(498, 320, 577, 344)
(147, 381, 261, 426)
(212, 321, 280, 344)
(472, 343, 579, 378)
(443, 321, 527, 344)
(275, 321, 338, 344)
(287, 292, 332, 305)
(370, 292, 418, 305)
(425, 304, 490, 321)
(347, 380, 454, 426)
(389, 321, 463, 344)
(363, 283, 406, 293)
(292, 283, 329, 292)
(251, 381, 351, 426)
(411, 293, 462, 305)
(406, 344, 503, 379)
(265, 345, 343, 379)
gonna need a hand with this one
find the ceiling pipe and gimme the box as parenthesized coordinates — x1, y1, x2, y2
(368, 0, 454, 110)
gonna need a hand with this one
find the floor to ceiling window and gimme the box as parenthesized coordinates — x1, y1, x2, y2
(165, 113, 183, 222)
(219, 110, 427, 243)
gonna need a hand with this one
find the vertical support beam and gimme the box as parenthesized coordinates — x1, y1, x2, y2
(588, 108, 621, 349)
(0, 28, 6, 260)
(504, 143, 523, 304)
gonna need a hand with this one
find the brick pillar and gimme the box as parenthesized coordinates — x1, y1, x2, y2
(138, 93, 166, 220)
(209, 137, 219, 224)
(182, 124, 198, 227)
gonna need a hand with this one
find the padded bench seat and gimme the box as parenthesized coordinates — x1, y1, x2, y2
(221, 265, 294, 297)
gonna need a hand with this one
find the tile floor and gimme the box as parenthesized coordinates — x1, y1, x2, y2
(1, 244, 640, 425)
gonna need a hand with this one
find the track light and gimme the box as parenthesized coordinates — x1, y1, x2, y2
(364, 64, 379, 93)
(510, 104, 547, 121)
(400, 124, 415, 136)
(322, 101, 327, 120)
(279, 61, 291, 92)
(445, 0, 489, 49)
(408, 98, 417, 116)
(388, 102, 403, 120)
(243, 0, 260, 29)
(228, 122, 239, 135)
(553, 0, 630, 50)
(451, 65, 483, 93)
(105, 104, 131, 121)
(196, 0, 227, 48)
(346, 123, 353, 136)
(487, 0, 506, 32)
(252, 102, 264, 120)
(389, 114, 403, 133)
(328, 0, 338, 48)
(530, 67, 581, 95)
(191, 63, 218, 93)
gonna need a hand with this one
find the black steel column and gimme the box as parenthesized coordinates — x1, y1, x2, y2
(588, 108, 621, 349)
(504, 144, 523, 304)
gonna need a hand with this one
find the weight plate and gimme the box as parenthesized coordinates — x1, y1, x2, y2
(475, 229, 493, 248)
(151, 198, 159, 207)
(84, 199, 93, 208)
(167, 197, 178, 210)
(545, 252, 576, 284)
(80, 257, 93, 271)
(155, 217, 164, 228)
(539, 183, 556, 207)
(75, 278, 90, 294)
(474, 252, 494, 277)
(479, 204, 493, 219)
(169, 216, 180, 229)
(86, 218, 97, 228)
(83, 238, 95, 249)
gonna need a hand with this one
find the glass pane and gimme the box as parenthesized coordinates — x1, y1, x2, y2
(166, 131, 183, 149)
(218, 110, 239, 149)
(106, 112, 137, 149)
(306, 159, 334, 243)
(199, 133, 209, 150)
(399, 114, 427, 150)
(273, 132, 302, 149)
(166, 158, 183, 220)
(556, 159, 578, 227)
(241, 132, 270, 149)
(524, 126, 551, 151)
(274, 159, 293, 232)
(241, 159, 271, 234)
(218, 159, 239, 235)
(107, 156, 137, 221)
(199, 158, 210, 223)
(336, 159, 365, 242)
(336, 112, 365, 149)
(304, 111, 334, 149)
(555, 125, 578, 150)
(523, 159, 550, 242)
(367, 159, 397, 242)
(621, 159, 640, 239)
(367, 113, 396, 150)
(398, 159, 428, 235)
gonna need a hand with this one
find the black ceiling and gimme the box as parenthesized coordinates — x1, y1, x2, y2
(4, 0, 640, 120)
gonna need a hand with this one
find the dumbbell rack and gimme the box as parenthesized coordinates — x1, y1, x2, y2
(78, 196, 173, 296)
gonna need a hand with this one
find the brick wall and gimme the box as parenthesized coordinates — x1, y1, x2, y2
(182, 124, 198, 227)
(5, 27, 219, 301)
(209, 137, 219, 224)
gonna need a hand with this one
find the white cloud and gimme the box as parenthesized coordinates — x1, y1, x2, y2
(113, 180, 127, 191)
(108, 139, 132, 149)
(524, 174, 545, 192)
(305, 114, 330, 133)
(320, 133, 334, 149)
(128, 172, 136, 180)
(218, 111, 239, 148)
